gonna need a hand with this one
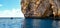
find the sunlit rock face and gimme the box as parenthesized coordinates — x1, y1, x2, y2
(21, 0, 60, 18)
(54, 0, 60, 16)
(50, 0, 60, 17)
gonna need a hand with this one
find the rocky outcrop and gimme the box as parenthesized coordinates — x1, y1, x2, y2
(21, 0, 60, 18)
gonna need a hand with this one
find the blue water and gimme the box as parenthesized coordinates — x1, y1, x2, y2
(24, 19, 60, 28)
(0, 18, 24, 28)
(0, 18, 60, 28)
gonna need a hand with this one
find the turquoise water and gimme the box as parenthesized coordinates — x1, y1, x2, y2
(0, 18, 24, 28)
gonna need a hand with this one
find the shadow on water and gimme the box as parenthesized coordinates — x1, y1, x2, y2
(24, 18, 60, 28)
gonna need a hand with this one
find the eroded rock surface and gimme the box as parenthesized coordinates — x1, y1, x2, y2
(21, 0, 60, 18)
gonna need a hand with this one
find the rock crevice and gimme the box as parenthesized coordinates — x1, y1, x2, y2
(21, 0, 60, 18)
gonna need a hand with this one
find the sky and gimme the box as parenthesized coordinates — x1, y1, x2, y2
(0, 0, 24, 17)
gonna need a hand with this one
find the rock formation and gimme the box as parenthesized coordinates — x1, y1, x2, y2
(21, 0, 60, 18)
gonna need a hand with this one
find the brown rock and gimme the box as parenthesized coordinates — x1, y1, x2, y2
(21, 0, 60, 18)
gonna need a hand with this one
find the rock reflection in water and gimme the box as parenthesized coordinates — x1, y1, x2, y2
(24, 19, 60, 28)
(52, 20, 60, 28)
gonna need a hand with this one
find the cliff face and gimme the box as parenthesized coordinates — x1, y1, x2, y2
(21, 0, 60, 18)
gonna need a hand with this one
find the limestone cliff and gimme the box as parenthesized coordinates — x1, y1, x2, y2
(21, 0, 60, 18)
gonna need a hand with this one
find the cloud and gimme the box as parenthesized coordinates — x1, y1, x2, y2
(0, 4, 3, 7)
(0, 8, 24, 18)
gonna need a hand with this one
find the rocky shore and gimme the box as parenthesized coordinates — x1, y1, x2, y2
(21, 0, 60, 19)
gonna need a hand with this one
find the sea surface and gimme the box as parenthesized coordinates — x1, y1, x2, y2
(24, 18, 60, 28)
(0, 17, 24, 28)
(0, 17, 60, 28)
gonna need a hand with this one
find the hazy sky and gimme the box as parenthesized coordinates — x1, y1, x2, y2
(0, 0, 24, 17)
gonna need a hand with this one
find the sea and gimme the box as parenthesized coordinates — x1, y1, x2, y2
(0, 17, 24, 28)
(0, 17, 60, 28)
